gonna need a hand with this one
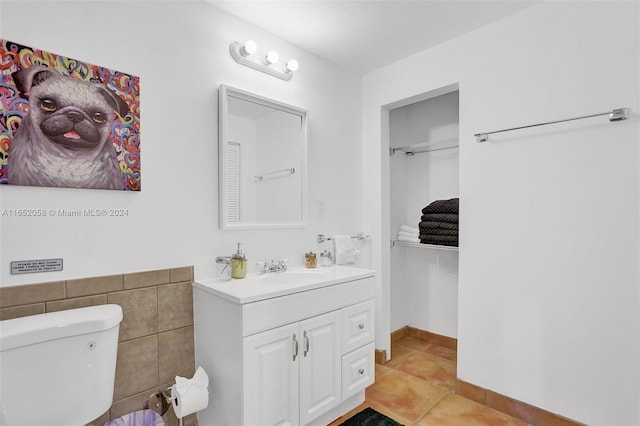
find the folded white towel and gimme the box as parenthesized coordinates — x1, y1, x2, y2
(398, 231, 418, 238)
(398, 235, 420, 243)
(333, 235, 360, 265)
(400, 225, 419, 234)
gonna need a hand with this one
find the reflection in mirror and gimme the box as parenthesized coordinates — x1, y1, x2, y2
(219, 85, 307, 229)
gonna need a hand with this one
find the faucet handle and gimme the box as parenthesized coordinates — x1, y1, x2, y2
(276, 259, 288, 272)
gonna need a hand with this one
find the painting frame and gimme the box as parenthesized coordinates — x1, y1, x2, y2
(0, 40, 141, 191)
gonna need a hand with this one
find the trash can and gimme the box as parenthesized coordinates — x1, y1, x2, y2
(105, 409, 164, 426)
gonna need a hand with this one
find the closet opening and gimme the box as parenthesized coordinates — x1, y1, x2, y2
(387, 86, 459, 362)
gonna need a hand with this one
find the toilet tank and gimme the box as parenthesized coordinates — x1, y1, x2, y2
(0, 304, 123, 426)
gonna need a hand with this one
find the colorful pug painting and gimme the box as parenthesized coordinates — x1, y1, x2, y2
(0, 40, 140, 190)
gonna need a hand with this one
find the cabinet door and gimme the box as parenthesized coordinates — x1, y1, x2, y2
(244, 323, 300, 426)
(299, 311, 341, 425)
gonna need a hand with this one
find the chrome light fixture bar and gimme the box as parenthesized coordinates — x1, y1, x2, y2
(229, 40, 298, 81)
(475, 107, 630, 142)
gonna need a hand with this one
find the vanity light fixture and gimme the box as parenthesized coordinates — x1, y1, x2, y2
(229, 40, 298, 81)
(239, 40, 257, 57)
(285, 59, 299, 73)
(264, 50, 279, 65)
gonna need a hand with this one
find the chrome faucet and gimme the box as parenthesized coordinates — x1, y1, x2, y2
(257, 259, 288, 274)
(319, 249, 334, 265)
(215, 256, 232, 265)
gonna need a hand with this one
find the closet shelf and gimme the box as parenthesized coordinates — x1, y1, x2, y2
(391, 240, 459, 251)
(390, 137, 459, 156)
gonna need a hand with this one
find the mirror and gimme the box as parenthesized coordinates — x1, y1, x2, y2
(219, 85, 308, 229)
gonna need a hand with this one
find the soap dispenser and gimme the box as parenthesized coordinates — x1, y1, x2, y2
(231, 243, 247, 279)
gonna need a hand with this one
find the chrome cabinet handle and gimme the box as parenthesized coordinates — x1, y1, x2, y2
(303, 331, 310, 357)
(292, 334, 299, 361)
(358, 323, 365, 330)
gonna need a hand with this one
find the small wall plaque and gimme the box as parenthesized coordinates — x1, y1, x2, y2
(11, 258, 63, 275)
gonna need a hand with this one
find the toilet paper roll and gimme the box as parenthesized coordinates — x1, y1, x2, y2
(171, 383, 209, 419)
(171, 366, 210, 418)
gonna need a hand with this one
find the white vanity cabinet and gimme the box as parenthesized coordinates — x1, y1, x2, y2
(244, 310, 342, 425)
(193, 266, 376, 426)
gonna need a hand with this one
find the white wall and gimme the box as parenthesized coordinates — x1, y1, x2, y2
(363, 2, 639, 425)
(0, 0, 364, 286)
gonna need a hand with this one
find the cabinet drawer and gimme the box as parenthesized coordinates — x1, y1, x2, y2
(243, 277, 375, 337)
(341, 342, 375, 401)
(341, 299, 375, 354)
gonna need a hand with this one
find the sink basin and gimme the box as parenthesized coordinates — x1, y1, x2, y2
(256, 270, 328, 285)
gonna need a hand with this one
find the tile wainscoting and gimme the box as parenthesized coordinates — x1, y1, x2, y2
(0, 266, 197, 426)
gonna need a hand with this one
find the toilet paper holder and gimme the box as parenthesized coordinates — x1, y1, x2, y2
(145, 388, 171, 416)
(146, 366, 209, 422)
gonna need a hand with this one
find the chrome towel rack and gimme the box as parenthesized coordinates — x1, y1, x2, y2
(253, 167, 295, 181)
(475, 107, 630, 143)
(317, 233, 370, 243)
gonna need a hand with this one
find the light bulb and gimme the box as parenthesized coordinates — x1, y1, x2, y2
(240, 40, 257, 57)
(285, 59, 299, 73)
(265, 50, 279, 65)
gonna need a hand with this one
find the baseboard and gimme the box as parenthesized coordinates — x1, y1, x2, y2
(377, 326, 455, 365)
(405, 325, 457, 350)
(455, 379, 585, 426)
(390, 325, 409, 343)
(374, 349, 387, 365)
(390, 325, 457, 349)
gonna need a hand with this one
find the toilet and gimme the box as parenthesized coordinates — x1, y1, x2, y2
(0, 304, 123, 425)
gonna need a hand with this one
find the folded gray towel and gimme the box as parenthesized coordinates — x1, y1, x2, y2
(419, 221, 459, 231)
(420, 235, 458, 247)
(421, 213, 458, 224)
(421, 198, 458, 215)
(419, 228, 458, 237)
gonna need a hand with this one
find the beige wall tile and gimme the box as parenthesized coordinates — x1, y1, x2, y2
(110, 387, 160, 421)
(124, 270, 170, 289)
(46, 295, 107, 313)
(114, 335, 159, 401)
(109, 288, 158, 341)
(66, 274, 123, 298)
(170, 266, 192, 283)
(0, 281, 65, 308)
(0, 303, 45, 320)
(158, 327, 195, 384)
(158, 282, 193, 332)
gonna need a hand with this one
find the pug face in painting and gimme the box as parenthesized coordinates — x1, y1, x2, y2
(7, 66, 129, 189)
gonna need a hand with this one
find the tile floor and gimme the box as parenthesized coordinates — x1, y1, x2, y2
(330, 337, 530, 426)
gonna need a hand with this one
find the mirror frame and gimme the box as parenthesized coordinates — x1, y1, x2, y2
(219, 84, 308, 230)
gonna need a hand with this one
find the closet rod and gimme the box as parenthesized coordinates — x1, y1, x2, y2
(474, 107, 629, 143)
(390, 137, 459, 156)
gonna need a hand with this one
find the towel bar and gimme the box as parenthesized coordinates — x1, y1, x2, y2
(317, 233, 369, 243)
(475, 107, 630, 142)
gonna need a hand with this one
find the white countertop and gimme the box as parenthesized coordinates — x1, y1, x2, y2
(193, 265, 376, 304)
